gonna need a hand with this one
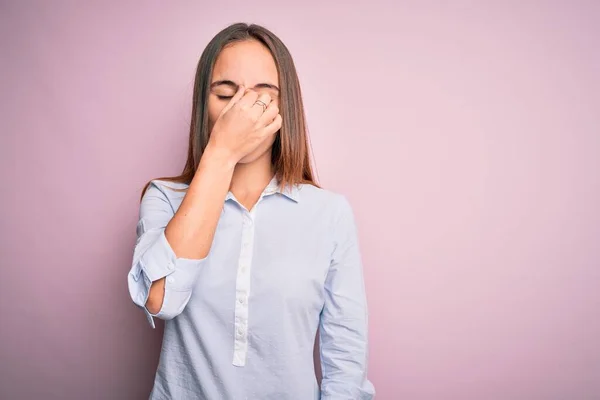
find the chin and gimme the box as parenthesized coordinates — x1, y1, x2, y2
(237, 140, 276, 164)
(238, 149, 268, 164)
(237, 155, 258, 164)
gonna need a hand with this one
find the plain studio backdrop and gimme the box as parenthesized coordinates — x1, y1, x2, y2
(1, 1, 599, 399)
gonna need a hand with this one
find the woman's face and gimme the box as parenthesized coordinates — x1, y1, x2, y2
(208, 39, 280, 164)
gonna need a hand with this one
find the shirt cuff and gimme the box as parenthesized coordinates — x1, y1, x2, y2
(138, 230, 208, 326)
(140, 229, 207, 292)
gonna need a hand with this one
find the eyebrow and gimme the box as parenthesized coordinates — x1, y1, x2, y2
(210, 80, 279, 92)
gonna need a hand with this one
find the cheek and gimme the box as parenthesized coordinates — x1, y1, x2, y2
(207, 97, 225, 130)
(271, 98, 280, 110)
(258, 132, 278, 155)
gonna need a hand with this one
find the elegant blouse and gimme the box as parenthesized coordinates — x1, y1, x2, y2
(127, 175, 375, 399)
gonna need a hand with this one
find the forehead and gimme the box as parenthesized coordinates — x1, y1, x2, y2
(212, 40, 278, 84)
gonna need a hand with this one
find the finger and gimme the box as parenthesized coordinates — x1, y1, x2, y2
(256, 101, 278, 128)
(236, 89, 259, 110)
(219, 85, 246, 116)
(248, 93, 272, 119)
(260, 113, 282, 137)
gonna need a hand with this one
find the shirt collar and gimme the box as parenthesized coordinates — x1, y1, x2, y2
(225, 174, 300, 203)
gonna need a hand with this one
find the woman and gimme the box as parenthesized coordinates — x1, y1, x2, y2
(127, 22, 375, 400)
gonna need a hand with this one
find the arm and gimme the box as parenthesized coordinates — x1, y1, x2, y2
(319, 195, 376, 399)
(127, 144, 235, 328)
(127, 85, 282, 327)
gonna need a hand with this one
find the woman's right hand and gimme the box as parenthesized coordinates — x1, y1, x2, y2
(206, 85, 282, 164)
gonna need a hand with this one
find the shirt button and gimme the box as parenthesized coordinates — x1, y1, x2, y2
(238, 298, 244, 304)
(166, 276, 174, 284)
(167, 262, 174, 270)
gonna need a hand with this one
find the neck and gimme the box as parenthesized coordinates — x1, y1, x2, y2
(229, 150, 276, 206)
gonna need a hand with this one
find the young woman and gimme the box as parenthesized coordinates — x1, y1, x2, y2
(127, 22, 375, 399)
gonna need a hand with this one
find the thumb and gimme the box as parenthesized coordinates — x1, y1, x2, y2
(219, 85, 246, 116)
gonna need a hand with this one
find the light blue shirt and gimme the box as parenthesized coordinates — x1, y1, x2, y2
(127, 175, 375, 399)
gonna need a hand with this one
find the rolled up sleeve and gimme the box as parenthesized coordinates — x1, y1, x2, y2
(127, 181, 207, 328)
(319, 195, 375, 399)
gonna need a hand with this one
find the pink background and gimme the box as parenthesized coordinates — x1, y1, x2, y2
(1, 1, 599, 399)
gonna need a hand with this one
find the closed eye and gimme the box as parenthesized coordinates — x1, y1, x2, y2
(216, 95, 233, 100)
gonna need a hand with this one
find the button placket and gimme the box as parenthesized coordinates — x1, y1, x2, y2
(232, 208, 257, 367)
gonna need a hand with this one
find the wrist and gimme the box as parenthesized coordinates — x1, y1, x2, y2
(202, 141, 238, 171)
